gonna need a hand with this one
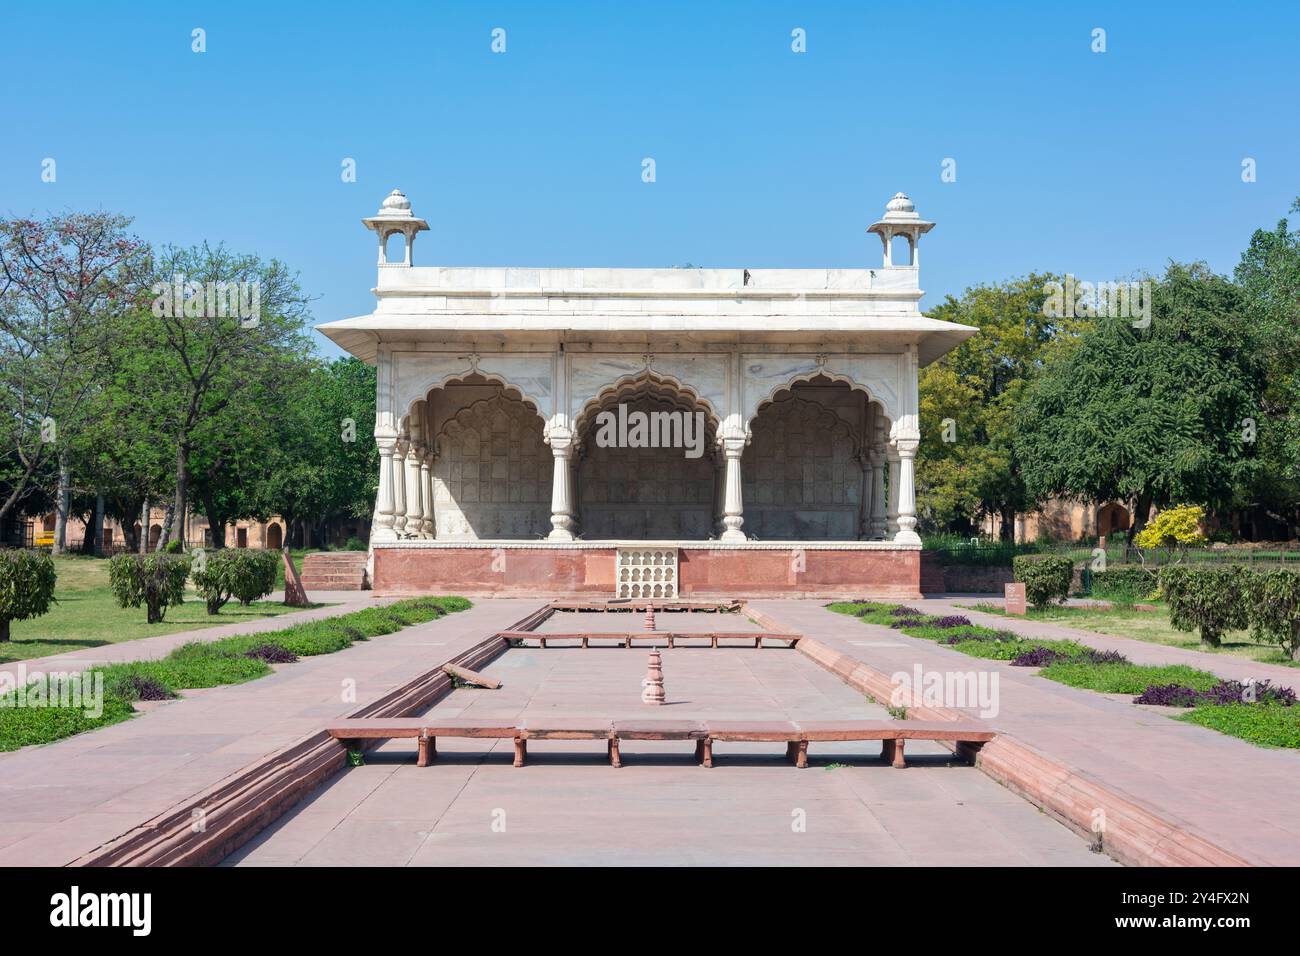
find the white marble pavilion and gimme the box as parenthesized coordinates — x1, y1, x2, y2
(317, 190, 976, 598)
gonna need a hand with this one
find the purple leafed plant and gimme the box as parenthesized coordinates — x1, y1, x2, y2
(1133, 683, 1205, 707)
(1010, 646, 1068, 667)
(1083, 649, 1129, 665)
(890, 618, 931, 629)
(121, 675, 173, 701)
(889, 606, 922, 617)
(931, 615, 972, 629)
(244, 643, 299, 664)
(1135, 679, 1296, 708)
(1202, 679, 1296, 707)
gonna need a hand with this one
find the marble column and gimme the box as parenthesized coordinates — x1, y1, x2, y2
(404, 442, 424, 538)
(857, 452, 873, 540)
(547, 432, 576, 541)
(420, 452, 435, 538)
(392, 437, 408, 535)
(869, 447, 888, 539)
(719, 435, 746, 542)
(373, 435, 398, 542)
(893, 437, 921, 545)
(886, 446, 900, 537)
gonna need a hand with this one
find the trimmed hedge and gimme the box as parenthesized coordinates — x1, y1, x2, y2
(1246, 568, 1300, 661)
(192, 548, 281, 615)
(108, 553, 192, 623)
(1012, 555, 1074, 608)
(0, 549, 57, 642)
(1084, 565, 1155, 605)
(1160, 565, 1251, 648)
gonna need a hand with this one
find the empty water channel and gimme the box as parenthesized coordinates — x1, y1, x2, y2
(224, 603, 1112, 866)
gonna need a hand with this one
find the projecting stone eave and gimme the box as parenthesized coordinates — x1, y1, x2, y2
(315, 313, 977, 367)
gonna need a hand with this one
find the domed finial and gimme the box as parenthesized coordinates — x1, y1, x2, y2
(886, 192, 915, 214)
(377, 189, 414, 218)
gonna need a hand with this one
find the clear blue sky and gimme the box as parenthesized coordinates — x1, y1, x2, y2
(3, 1, 1296, 356)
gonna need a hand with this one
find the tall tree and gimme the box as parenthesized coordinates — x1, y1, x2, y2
(1233, 197, 1300, 537)
(0, 212, 148, 527)
(134, 243, 313, 546)
(252, 357, 378, 546)
(918, 273, 1083, 538)
(1014, 263, 1264, 536)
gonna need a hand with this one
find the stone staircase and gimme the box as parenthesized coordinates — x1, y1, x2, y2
(301, 551, 370, 591)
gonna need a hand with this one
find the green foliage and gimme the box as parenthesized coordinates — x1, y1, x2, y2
(0, 595, 472, 752)
(1013, 555, 1074, 608)
(228, 550, 279, 606)
(1180, 703, 1300, 749)
(917, 274, 1084, 537)
(1015, 263, 1265, 534)
(0, 688, 134, 751)
(192, 549, 279, 614)
(1085, 566, 1156, 606)
(1133, 504, 1207, 550)
(344, 537, 367, 552)
(1039, 661, 1220, 694)
(107, 553, 191, 624)
(1246, 568, 1300, 660)
(0, 549, 57, 640)
(1233, 199, 1300, 537)
(1160, 565, 1250, 648)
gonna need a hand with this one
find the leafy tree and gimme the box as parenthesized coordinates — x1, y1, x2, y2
(252, 357, 378, 546)
(919, 274, 1082, 538)
(0, 213, 149, 528)
(1133, 504, 1208, 553)
(132, 243, 313, 547)
(1233, 197, 1300, 538)
(1014, 263, 1264, 538)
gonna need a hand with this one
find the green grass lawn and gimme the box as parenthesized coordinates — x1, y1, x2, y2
(2, 556, 320, 664)
(0, 595, 471, 751)
(829, 600, 1296, 750)
(959, 602, 1296, 668)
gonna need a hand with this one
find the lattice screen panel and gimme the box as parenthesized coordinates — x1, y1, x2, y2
(616, 546, 678, 599)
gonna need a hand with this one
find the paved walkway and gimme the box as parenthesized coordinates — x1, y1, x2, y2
(1, 591, 379, 683)
(229, 646, 1111, 866)
(751, 600, 1300, 866)
(0, 599, 542, 866)
(926, 595, 1300, 693)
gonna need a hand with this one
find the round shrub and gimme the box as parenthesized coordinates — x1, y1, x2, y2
(1012, 555, 1074, 608)
(228, 550, 280, 606)
(1160, 565, 1250, 648)
(0, 549, 57, 642)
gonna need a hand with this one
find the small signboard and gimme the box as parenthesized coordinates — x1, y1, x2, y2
(1005, 582, 1027, 616)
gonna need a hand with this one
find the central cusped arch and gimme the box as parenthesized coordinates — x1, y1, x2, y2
(573, 371, 721, 540)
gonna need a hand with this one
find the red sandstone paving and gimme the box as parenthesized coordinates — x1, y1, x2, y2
(754, 600, 1300, 866)
(229, 644, 1112, 866)
(0, 599, 540, 866)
